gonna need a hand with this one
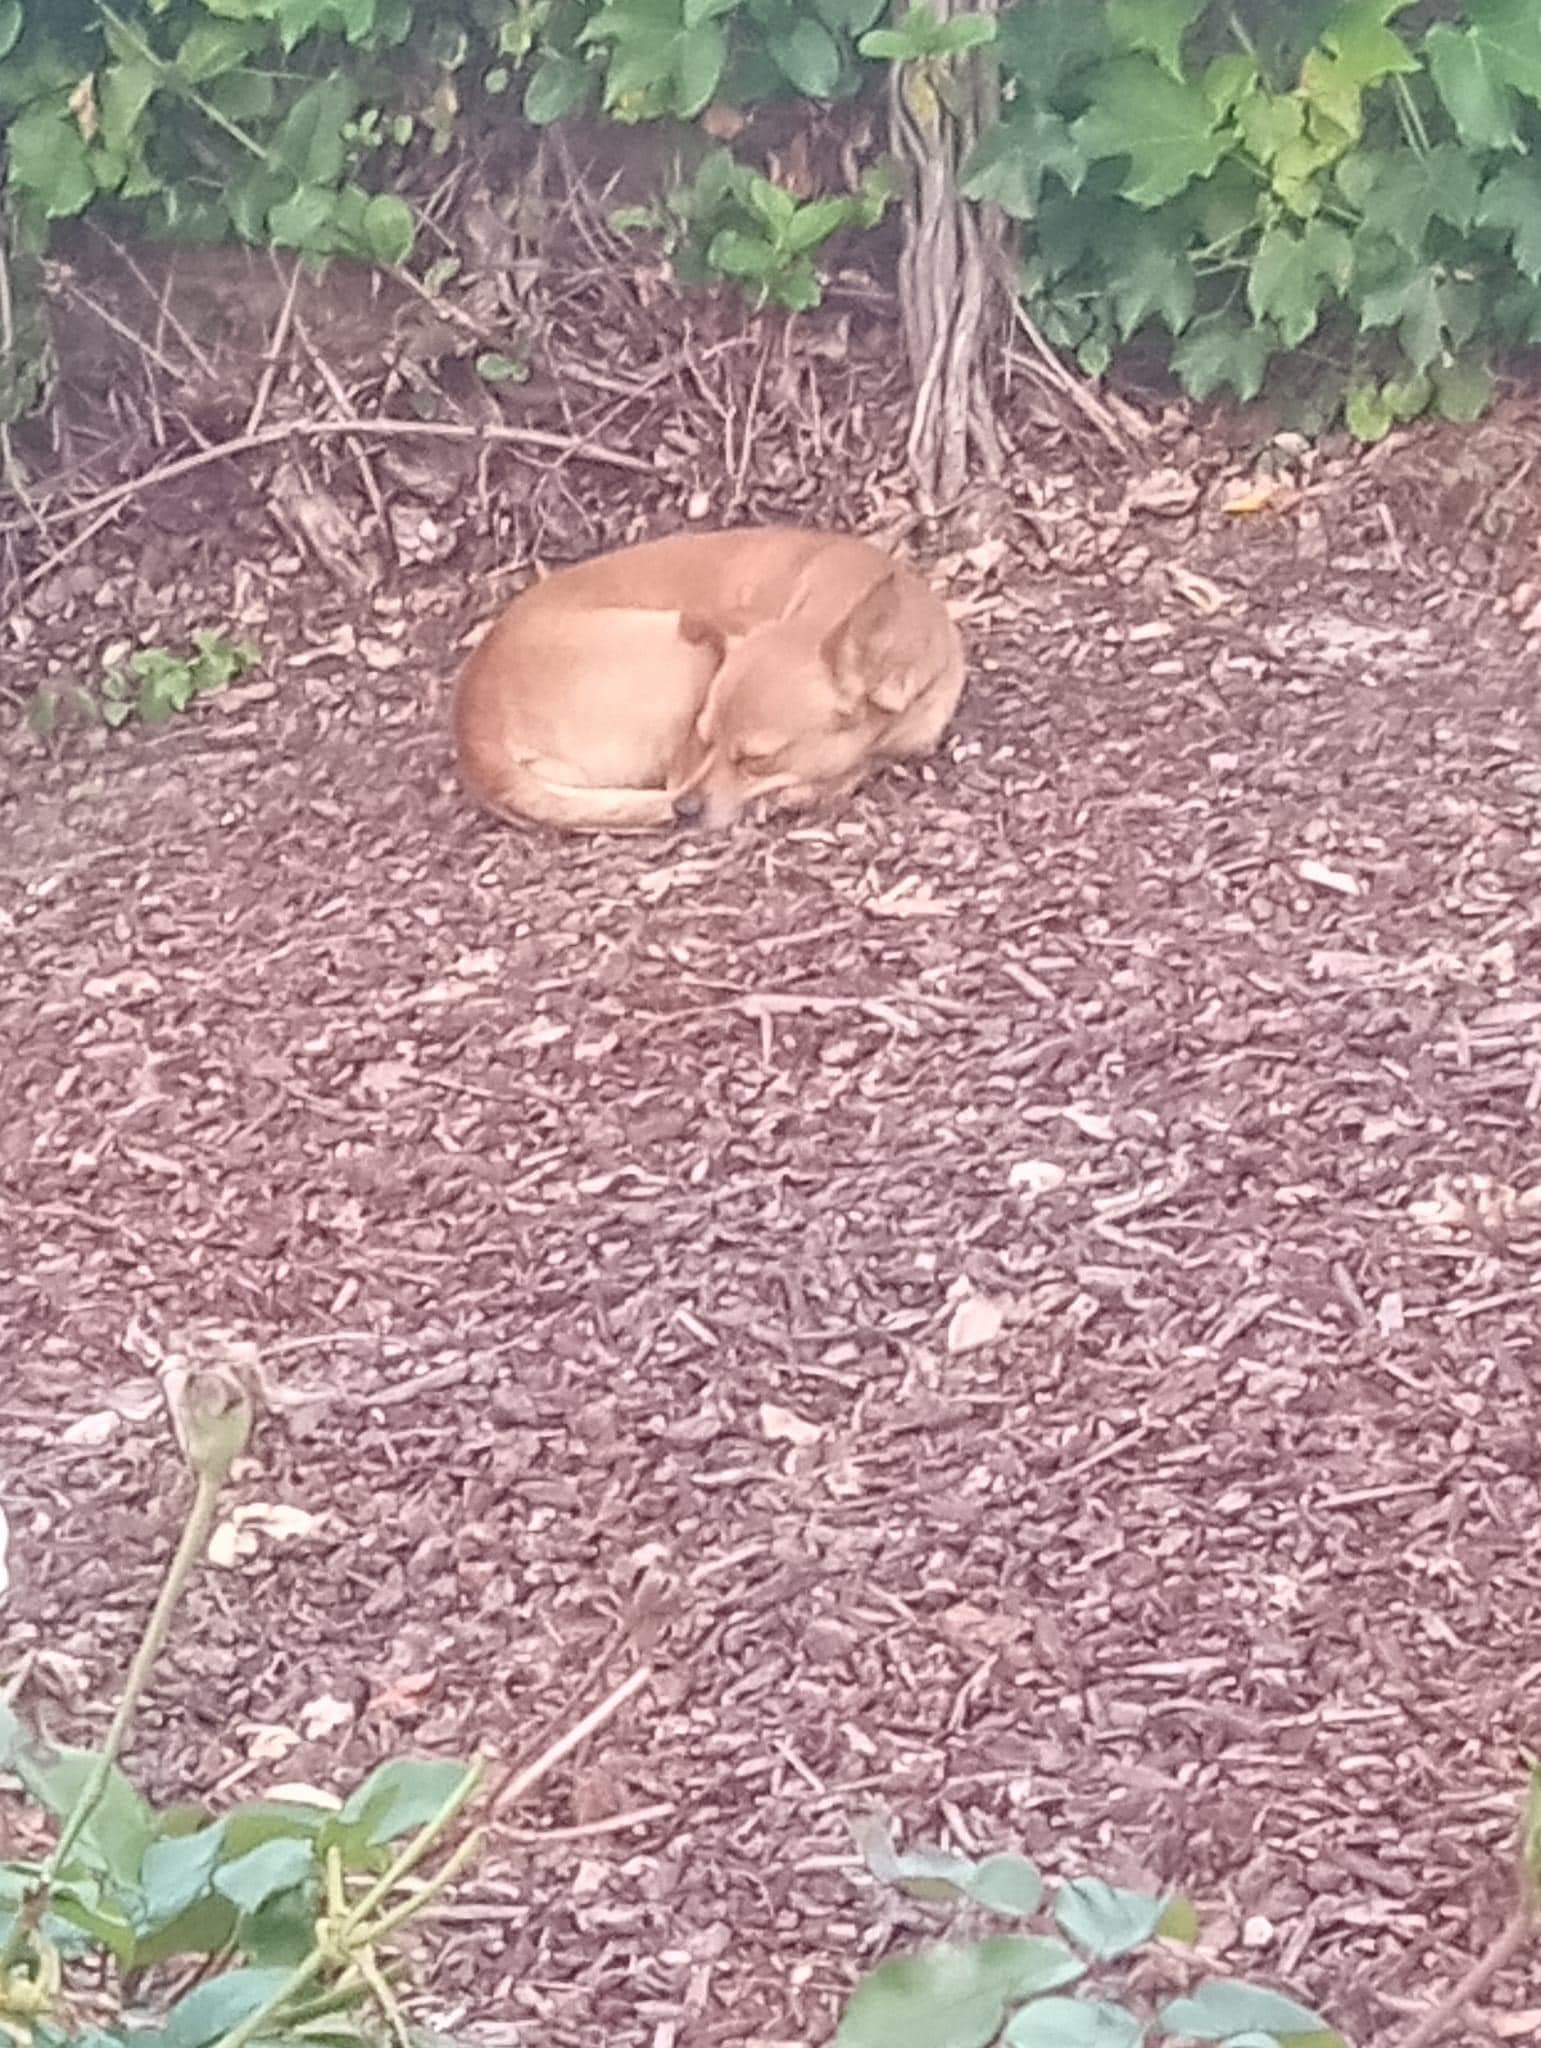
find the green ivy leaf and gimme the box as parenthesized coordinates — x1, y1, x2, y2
(1461, 0, 1541, 106)
(1425, 22, 1522, 150)
(965, 1855, 1045, 1918)
(139, 1825, 230, 1933)
(322, 1758, 474, 1858)
(960, 108, 1085, 216)
(0, 1709, 153, 1888)
(835, 1945, 1009, 2048)
(1204, 53, 1259, 117)
(1297, 52, 1366, 145)
(1170, 315, 1273, 400)
(1383, 367, 1431, 419)
(0, 1, 21, 62)
(5, 101, 97, 218)
(1072, 58, 1226, 206)
(270, 74, 360, 185)
(891, 1847, 978, 1901)
(525, 52, 591, 123)
(475, 351, 531, 382)
(837, 1937, 1088, 2048)
(1320, 0, 1419, 85)
(1246, 219, 1348, 344)
(673, 20, 727, 114)
(267, 182, 337, 252)
(97, 60, 158, 158)
(161, 1966, 294, 2048)
(768, 17, 841, 96)
(1356, 142, 1481, 251)
(815, 0, 886, 31)
(1053, 1879, 1166, 1962)
(1105, 0, 1205, 81)
(174, 18, 264, 86)
(1475, 161, 1541, 278)
(747, 172, 797, 235)
(1155, 1894, 1201, 1944)
(1356, 259, 1445, 368)
(1157, 1980, 1338, 2041)
(785, 194, 859, 251)
(767, 257, 821, 308)
(994, 0, 1108, 104)
(212, 1836, 316, 1915)
(1432, 355, 1495, 422)
(1109, 236, 1195, 336)
(1001, 1995, 1145, 2047)
(362, 191, 413, 262)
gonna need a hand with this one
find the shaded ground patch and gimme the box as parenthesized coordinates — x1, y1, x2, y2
(3, 386, 1541, 2046)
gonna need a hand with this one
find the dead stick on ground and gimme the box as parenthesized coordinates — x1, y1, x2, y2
(1398, 1897, 1534, 2048)
(486, 1665, 653, 1820)
(244, 256, 304, 439)
(20, 415, 655, 591)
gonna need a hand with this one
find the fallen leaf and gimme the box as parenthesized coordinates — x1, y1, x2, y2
(946, 1291, 1006, 1355)
(1222, 477, 1302, 517)
(245, 1722, 302, 1764)
(1126, 467, 1200, 517)
(1167, 563, 1230, 615)
(209, 1502, 325, 1569)
(61, 1410, 119, 1448)
(300, 1693, 357, 1740)
(368, 1671, 437, 1717)
(1298, 857, 1363, 897)
(760, 1402, 824, 1447)
(1008, 1159, 1067, 1199)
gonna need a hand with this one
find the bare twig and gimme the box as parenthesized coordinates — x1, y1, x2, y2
(293, 313, 396, 561)
(20, 413, 653, 590)
(244, 255, 305, 438)
(1398, 1894, 1535, 2048)
(486, 1665, 653, 1819)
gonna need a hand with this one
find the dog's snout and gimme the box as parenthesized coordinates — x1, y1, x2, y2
(671, 790, 706, 824)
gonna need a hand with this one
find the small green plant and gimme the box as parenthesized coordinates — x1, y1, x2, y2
(0, 1337, 482, 2048)
(28, 632, 259, 735)
(613, 146, 889, 308)
(834, 1823, 1342, 2048)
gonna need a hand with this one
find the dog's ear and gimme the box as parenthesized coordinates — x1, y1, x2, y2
(822, 570, 919, 716)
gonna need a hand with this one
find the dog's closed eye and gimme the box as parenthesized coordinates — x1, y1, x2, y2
(733, 738, 783, 770)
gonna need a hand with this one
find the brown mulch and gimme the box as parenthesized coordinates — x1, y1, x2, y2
(4, 253, 1541, 2048)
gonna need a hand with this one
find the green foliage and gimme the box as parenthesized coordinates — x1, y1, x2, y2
(4, 0, 1541, 440)
(962, 0, 1541, 433)
(27, 631, 258, 734)
(833, 1826, 1341, 2048)
(612, 145, 889, 308)
(0, 1362, 482, 2048)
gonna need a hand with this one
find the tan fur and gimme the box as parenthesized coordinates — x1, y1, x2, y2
(452, 526, 966, 833)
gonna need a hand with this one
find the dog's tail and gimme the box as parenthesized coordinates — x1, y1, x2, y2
(476, 762, 676, 835)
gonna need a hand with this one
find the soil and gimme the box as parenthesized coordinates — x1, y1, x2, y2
(3, 242, 1541, 2048)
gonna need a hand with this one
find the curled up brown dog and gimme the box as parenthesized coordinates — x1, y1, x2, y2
(452, 526, 965, 832)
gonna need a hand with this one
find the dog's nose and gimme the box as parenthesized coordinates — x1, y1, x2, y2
(672, 791, 706, 824)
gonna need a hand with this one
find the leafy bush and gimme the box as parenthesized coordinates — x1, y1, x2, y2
(611, 146, 891, 308)
(5, 1, 1541, 443)
(960, 0, 1539, 434)
(833, 1828, 1342, 2048)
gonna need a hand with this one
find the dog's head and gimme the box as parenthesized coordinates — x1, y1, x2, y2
(669, 570, 934, 827)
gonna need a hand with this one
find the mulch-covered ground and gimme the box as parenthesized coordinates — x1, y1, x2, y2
(3, 254, 1541, 2047)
